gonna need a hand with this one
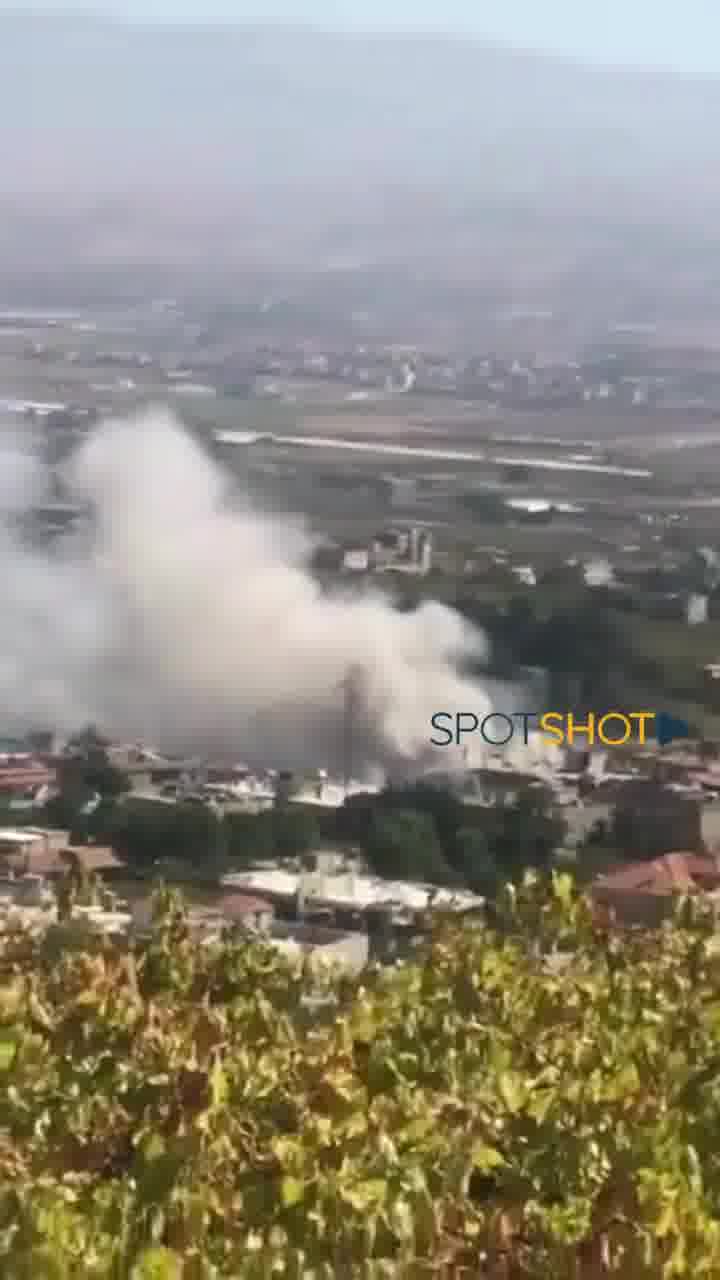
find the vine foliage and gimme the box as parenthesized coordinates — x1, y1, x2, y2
(1, 875, 720, 1277)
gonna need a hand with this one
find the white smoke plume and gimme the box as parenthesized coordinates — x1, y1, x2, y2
(0, 408, 507, 776)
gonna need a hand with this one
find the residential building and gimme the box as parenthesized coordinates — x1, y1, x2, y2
(0, 754, 54, 798)
(221, 867, 483, 921)
(0, 828, 50, 873)
(269, 921, 369, 975)
(342, 548, 370, 573)
(687, 593, 709, 626)
(216, 893, 275, 932)
(0, 873, 54, 908)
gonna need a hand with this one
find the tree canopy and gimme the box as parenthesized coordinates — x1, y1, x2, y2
(98, 782, 565, 892)
(106, 800, 227, 871)
(46, 726, 132, 832)
(364, 808, 455, 884)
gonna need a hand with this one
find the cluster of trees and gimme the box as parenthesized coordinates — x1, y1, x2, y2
(488, 594, 628, 690)
(44, 726, 132, 840)
(93, 786, 564, 896)
(454, 590, 654, 708)
(39, 731, 567, 893)
(103, 804, 321, 874)
(2, 877, 720, 1276)
(337, 783, 566, 894)
(450, 577, 720, 725)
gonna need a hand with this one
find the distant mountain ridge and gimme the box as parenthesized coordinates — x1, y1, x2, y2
(1, 13, 717, 190)
(0, 13, 718, 305)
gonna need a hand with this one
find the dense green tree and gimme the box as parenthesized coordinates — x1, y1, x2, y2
(338, 783, 562, 891)
(107, 800, 226, 871)
(271, 807, 320, 859)
(224, 811, 277, 864)
(63, 726, 132, 799)
(364, 808, 454, 884)
(531, 599, 627, 688)
(480, 789, 567, 881)
(47, 725, 132, 832)
(455, 825, 500, 895)
(378, 783, 466, 868)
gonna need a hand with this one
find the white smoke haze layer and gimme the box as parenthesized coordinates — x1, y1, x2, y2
(0, 408, 512, 776)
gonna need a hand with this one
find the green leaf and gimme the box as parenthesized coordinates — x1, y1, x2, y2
(0, 1030, 18, 1070)
(142, 1133, 166, 1161)
(527, 1088, 554, 1125)
(280, 1175, 305, 1207)
(498, 1073, 527, 1114)
(656, 1202, 677, 1238)
(470, 1143, 506, 1172)
(11, 1247, 69, 1280)
(209, 1058, 228, 1109)
(552, 872, 574, 907)
(0, 980, 23, 1022)
(340, 1179, 388, 1212)
(137, 1152, 186, 1208)
(272, 1136, 303, 1168)
(131, 1247, 183, 1280)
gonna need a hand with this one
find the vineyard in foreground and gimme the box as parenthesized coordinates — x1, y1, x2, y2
(2, 879, 720, 1278)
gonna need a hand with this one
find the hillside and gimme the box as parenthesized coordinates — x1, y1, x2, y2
(1, 14, 720, 312)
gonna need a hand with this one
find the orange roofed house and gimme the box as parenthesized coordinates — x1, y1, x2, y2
(591, 853, 720, 927)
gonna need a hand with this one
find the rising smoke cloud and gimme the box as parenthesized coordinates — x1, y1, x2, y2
(0, 408, 506, 776)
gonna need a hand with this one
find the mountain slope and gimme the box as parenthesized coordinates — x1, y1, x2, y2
(0, 14, 718, 303)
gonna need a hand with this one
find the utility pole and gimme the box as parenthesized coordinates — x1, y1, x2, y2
(339, 665, 364, 794)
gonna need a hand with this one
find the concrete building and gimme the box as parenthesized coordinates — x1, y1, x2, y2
(342, 548, 370, 573)
(289, 776, 376, 810)
(584, 558, 615, 588)
(0, 879, 370, 971)
(0, 828, 50, 872)
(0, 755, 55, 798)
(216, 893, 275, 932)
(0, 888, 134, 940)
(370, 526, 433, 576)
(66, 904, 135, 939)
(0, 873, 54, 908)
(452, 769, 552, 809)
(701, 802, 720, 852)
(269, 921, 369, 975)
(511, 565, 537, 587)
(221, 867, 483, 921)
(417, 531, 433, 575)
(687, 593, 709, 626)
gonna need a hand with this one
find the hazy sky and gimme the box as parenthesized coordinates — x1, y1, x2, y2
(8, 1, 720, 74)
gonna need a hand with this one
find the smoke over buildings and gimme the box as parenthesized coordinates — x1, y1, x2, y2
(0, 408, 500, 776)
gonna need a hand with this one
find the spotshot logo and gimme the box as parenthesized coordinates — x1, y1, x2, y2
(430, 710, 690, 750)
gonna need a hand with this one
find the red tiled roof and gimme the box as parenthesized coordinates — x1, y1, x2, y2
(25, 844, 123, 875)
(593, 853, 720, 897)
(0, 765, 53, 790)
(218, 893, 274, 920)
